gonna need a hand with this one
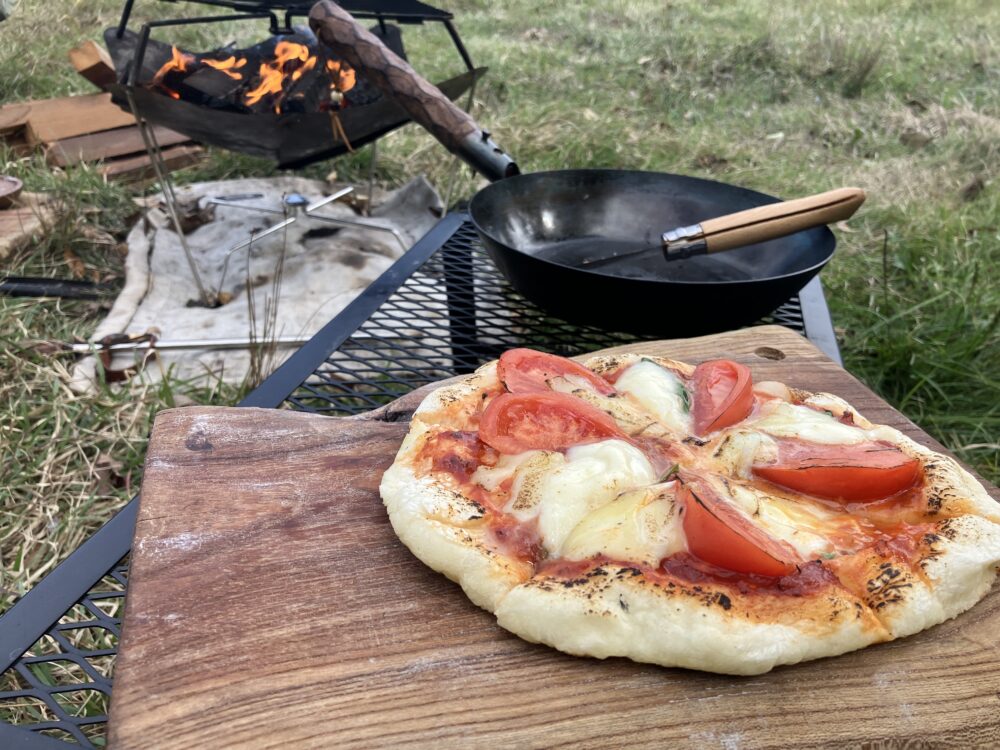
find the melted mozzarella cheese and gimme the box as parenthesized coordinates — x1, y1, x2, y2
(716, 479, 846, 559)
(505, 439, 656, 553)
(471, 450, 549, 492)
(710, 430, 778, 479)
(472, 451, 562, 492)
(546, 374, 603, 394)
(749, 401, 869, 444)
(508, 451, 566, 518)
(615, 360, 692, 435)
(566, 389, 667, 438)
(753, 380, 792, 401)
(560, 484, 685, 565)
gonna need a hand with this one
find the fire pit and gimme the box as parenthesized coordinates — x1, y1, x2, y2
(104, 0, 484, 168)
(99, 0, 483, 307)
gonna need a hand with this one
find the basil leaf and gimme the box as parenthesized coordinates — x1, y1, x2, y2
(659, 463, 680, 483)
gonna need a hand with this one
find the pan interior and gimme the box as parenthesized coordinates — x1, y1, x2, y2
(470, 170, 834, 282)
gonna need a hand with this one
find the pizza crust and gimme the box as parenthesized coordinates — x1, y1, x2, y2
(915, 515, 1000, 633)
(381, 362, 530, 611)
(494, 565, 886, 676)
(585, 353, 694, 379)
(379, 354, 1000, 675)
(381, 458, 529, 610)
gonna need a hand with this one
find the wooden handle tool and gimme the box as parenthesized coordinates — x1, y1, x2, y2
(579, 188, 866, 269)
(309, 0, 518, 181)
(663, 187, 866, 258)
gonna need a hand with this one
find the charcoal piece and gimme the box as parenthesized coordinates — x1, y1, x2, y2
(184, 67, 245, 99)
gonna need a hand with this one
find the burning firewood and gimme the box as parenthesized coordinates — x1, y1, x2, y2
(148, 34, 359, 116)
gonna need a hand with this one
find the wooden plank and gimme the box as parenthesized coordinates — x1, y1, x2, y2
(0, 193, 54, 261)
(23, 93, 135, 145)
(108, 327, 1000, 749)
(99, 144, 204, 183)
(47, 125, 191, 167)
(68, 40, 117, 91)
(0, 103, 31, 136)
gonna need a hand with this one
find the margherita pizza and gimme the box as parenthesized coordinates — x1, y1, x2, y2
(379, 349, 1000, 675)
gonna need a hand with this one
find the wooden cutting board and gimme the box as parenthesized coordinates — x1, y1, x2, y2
(109, 326, 1000, 749)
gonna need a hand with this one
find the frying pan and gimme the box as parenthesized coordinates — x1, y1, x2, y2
(309, 2, 860, 335)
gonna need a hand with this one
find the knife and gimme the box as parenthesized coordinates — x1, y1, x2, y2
(578, 187, 866, 269)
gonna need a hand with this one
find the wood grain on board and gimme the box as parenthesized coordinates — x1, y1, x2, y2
(109, 326, 1000, 749)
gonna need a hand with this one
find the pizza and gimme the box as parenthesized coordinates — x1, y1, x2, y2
(379, 348, 1000, 675)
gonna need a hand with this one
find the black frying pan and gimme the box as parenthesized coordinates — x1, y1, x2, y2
(469, 170, 853, 334)
(310, 3, 859, 335)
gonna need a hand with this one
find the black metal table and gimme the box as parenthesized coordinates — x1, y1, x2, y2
(0, 213, 840, 748)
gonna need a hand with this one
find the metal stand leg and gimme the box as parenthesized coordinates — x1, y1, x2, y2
(365, 140, 378, 217)
(126, 89, 213, 307)
(798, 276, 843, 364)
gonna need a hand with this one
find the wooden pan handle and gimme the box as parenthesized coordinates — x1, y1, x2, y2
(309, 0, 518, 181)
(700, 187, 866, 253)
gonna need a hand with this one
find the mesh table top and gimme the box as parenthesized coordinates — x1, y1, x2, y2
(280, 217, 824, 416)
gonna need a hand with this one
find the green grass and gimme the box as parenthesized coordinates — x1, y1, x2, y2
(0, 0, 997, 724)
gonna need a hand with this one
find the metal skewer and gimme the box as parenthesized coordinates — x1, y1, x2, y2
(209, 186, 408, 299)
(60, 335, 313, 355)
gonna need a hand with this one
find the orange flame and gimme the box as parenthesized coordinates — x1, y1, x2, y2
(202, 55, 247, 80)
(326, 59, 356, 93)
(153, 46, 195, 86)
(291, 55, 317, 83)
(152, 40, 357, 114)
(244, 41, 313, 107)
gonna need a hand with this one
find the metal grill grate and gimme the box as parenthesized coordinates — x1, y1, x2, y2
(0, 560, 126, 747)
(283, 222, 808, 415)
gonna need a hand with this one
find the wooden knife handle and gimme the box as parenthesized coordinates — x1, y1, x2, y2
(701, 187, 866, 253)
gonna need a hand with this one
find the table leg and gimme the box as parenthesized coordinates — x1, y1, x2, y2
(798, 276, 842, 364)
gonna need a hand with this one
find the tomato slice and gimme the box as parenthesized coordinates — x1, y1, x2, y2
(478, 392, 624, 454)
(753, 440, 921, 502)
(498, 348, 615, 395)
(680, 482, 799, 577)
(691, 359, 753, 435)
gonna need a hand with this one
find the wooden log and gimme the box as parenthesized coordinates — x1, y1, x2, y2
(99, 144, 204, 183)
(47, 125, 192, 168)
(0, 131, 32, 157)
(69, 40, 118, 91)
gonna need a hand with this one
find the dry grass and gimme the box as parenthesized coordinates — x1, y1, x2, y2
(0, 158, 244, 612)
